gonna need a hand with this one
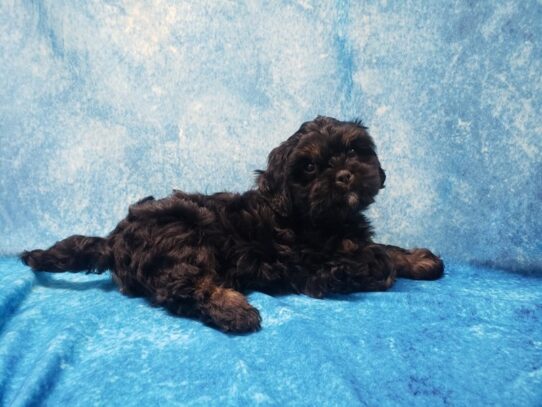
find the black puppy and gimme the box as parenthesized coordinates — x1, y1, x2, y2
(21, 116, 443, 332)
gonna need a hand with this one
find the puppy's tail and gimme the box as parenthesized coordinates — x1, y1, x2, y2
(20, 235, 112, 273)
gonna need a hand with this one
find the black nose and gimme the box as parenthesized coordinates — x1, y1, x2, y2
(336, 170, 353, 186)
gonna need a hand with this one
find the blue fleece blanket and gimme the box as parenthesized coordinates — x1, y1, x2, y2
(1, 256, 540, 406)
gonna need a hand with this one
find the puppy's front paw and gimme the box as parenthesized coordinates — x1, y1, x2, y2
(409, 249, 444, 280)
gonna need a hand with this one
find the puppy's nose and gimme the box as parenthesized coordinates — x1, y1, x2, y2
(336, 170, 353, 186)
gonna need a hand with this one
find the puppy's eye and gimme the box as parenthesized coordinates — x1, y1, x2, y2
(304, 162, 316, 173)
(347, 147, 357, 157)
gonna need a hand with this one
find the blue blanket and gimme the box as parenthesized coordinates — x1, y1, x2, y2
(1, 256, 540, 406)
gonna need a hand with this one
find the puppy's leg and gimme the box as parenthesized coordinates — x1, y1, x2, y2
(301, 245, 396, 298)
(193, 277, 261, 333)
(376, 244, 444, 280)
(156, 265, 261, 333)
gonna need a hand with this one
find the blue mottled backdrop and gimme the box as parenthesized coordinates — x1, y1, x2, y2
(1, 0, 541, 271)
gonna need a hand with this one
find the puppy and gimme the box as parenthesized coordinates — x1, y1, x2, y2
(21, 116, 443, 332)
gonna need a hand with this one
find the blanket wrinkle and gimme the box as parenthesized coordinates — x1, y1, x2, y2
(0, 277, 33, 333)
(10, 333, 77, 407)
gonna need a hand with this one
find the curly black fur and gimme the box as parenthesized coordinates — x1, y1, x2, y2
(21, 116, 444, 332)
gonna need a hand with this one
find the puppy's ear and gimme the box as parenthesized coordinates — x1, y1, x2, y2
(256, 133, 301, 216)
(379, 167, 386, 189)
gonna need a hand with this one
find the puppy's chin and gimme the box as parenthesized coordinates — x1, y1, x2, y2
(345, 189, 378, 212)
(346, 192, 359, 209)
(309, 193, 362, 223)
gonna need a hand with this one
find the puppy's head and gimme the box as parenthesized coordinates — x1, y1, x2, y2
(257, 116, 386, 223)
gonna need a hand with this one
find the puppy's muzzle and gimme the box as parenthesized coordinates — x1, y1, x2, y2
(335, 170, 353, 188)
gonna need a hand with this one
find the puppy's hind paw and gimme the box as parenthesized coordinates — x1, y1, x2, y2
(205, 289, 262, 333)
(212, 304, 262, 333)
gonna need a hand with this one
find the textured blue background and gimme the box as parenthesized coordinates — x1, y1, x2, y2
(0, 2, 541, 267)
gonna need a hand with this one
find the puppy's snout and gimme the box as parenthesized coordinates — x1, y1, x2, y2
(336, 170, 353, 186)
